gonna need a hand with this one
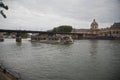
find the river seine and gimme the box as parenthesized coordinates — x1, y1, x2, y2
(0, 39, 120, 80)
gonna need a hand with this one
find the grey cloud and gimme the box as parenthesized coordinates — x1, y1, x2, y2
(0, 0, 120, 30)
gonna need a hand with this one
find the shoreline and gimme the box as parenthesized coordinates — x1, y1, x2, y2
(0, 64, 19, 80)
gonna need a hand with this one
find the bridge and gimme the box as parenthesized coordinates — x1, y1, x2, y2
(0, 29, 48, 33)
(0, 29, 83, 34)
(0, 29, 83, 42)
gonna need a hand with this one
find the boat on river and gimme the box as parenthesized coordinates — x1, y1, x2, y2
(31, 34, 74, 44)
(61, 36, 74, 44)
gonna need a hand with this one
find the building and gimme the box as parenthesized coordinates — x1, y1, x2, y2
(72, 19, 120, 39)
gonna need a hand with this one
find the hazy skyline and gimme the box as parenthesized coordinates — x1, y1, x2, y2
(0, 0, 120, 31)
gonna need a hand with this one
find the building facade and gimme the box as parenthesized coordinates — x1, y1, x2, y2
(72, 19, 120, 39)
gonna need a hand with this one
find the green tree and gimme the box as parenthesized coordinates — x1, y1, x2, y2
(52, 25, 73, 33)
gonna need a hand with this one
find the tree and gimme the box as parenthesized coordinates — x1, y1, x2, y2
(52, 25, 73, 33)
(0, 1, 9, 18)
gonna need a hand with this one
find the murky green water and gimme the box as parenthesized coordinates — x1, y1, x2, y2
(0, 39, 120, 80)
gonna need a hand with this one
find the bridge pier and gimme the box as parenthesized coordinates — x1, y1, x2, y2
(16, 32, 22, 42)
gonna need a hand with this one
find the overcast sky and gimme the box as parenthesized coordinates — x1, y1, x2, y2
(0, 0, 120, 31)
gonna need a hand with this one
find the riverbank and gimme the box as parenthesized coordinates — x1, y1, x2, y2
(0, 65, 18, 80)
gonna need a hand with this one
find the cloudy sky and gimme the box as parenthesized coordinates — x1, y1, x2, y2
(0, 0, 120, 31)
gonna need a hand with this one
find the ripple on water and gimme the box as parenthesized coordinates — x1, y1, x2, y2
(0, 39, 120, 80)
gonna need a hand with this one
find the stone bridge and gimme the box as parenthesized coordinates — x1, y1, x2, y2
(0, 29, 83, 42)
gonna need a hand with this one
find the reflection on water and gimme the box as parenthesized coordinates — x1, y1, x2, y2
(16, 42, 22, 46)
(0, 39, 120, 80)
(89, 40, 98, 57)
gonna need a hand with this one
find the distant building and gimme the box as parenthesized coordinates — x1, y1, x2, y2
(110, 22, 120, 29)
(91, 19, 98, 29)
(71, 19, 120, 39)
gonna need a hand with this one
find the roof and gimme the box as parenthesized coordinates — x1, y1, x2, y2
(110, 22, 120, 29)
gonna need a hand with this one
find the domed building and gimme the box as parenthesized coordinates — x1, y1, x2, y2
(71, 19, 120, 39)
(90, 19, 100, 35)
(90, 19, 99, 29)
(71, 19, 99, 36)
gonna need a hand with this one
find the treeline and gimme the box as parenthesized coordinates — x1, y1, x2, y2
(48, 25, 73, 33)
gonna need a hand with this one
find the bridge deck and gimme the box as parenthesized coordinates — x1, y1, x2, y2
(0, 29, 83, 35)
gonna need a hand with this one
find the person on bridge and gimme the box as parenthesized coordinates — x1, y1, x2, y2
(0, 0, 8, 18)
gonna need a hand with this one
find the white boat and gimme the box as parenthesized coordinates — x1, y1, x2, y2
(31, 34, 74, 44)
(61, 36, 74, 44)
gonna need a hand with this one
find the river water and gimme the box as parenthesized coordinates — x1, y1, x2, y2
(0, 39, 120, 80)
